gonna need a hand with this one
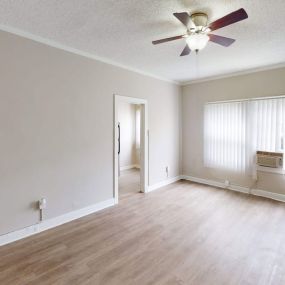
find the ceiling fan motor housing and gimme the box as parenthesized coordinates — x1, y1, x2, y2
(190, 12, 208, 29)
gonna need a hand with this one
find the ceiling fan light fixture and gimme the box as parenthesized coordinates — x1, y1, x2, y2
(153, 8, 248, 56)
(186, 33, 209, 51)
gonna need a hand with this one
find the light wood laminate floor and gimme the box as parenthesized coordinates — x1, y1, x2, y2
(119, 168, 140, 198)
(1, 181, 285, 285)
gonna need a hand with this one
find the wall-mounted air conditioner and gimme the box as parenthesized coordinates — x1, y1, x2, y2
(256, 151, 283, 168)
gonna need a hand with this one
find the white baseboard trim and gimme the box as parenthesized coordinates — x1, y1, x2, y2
(148, 176, 181, 192)
(2, 176, 285, 247)
(251, 189, 285, 203)
(181, 175, 285, 203)
(120, 164, 140, 171)
(181, 175, 225, 189)
(181, 175, 249, 194)
(0, 198, 115, 247)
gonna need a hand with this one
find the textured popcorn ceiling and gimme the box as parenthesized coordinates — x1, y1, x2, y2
(0, 0, 285, 83)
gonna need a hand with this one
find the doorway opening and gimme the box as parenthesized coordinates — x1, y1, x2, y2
(114, 95, 148, 204)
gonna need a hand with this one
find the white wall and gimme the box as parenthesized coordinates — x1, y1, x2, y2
(182, 67, 285, 195)
(118, 102, 138, 168)
(0, 30, 181, 236)
(135, 105, 141, 165)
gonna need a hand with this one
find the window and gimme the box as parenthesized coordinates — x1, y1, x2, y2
(204, 97, 285, 173)
(251, 98, 285, 152)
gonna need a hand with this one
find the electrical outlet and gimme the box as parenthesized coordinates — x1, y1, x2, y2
(39, 198, 47, 210)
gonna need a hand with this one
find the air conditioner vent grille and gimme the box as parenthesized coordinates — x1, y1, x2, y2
(256, 151, 283, 168)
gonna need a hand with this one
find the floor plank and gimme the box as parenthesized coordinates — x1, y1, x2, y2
(119, 168, 140, 198)
(1, 180, 285, 285)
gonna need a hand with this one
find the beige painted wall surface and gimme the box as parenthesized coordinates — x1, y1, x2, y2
(182, 67, 285, 195)
(118, 102, 137, 168)
(0, 30, 181, 235)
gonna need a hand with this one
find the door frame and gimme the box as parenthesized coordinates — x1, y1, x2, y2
(113, 94, 149, 204)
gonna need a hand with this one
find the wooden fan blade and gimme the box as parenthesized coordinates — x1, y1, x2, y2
(173, 12, 191, 27)
(152, 35, 185, 45)
(180, 44, 191, 56)
(208, 8, 248, 32)
(209, 34, 236, 47)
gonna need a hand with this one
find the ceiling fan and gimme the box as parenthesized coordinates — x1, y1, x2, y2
(152, 8, 248, 56)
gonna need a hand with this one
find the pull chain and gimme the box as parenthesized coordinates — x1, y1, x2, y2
(195, 50, 200, 79)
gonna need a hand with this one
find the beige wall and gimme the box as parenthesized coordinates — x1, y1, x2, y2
(0, 30, 181, 235)
(118, 102, 137, 168)
(135, 105, 141, 165)
(182, 67, 285, 195)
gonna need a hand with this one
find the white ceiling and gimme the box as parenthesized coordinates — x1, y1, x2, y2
(0, 0, 285, 84)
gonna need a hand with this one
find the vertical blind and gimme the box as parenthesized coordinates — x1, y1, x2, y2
(204, 97, 285, 173)
(251, 98, 285, 152)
